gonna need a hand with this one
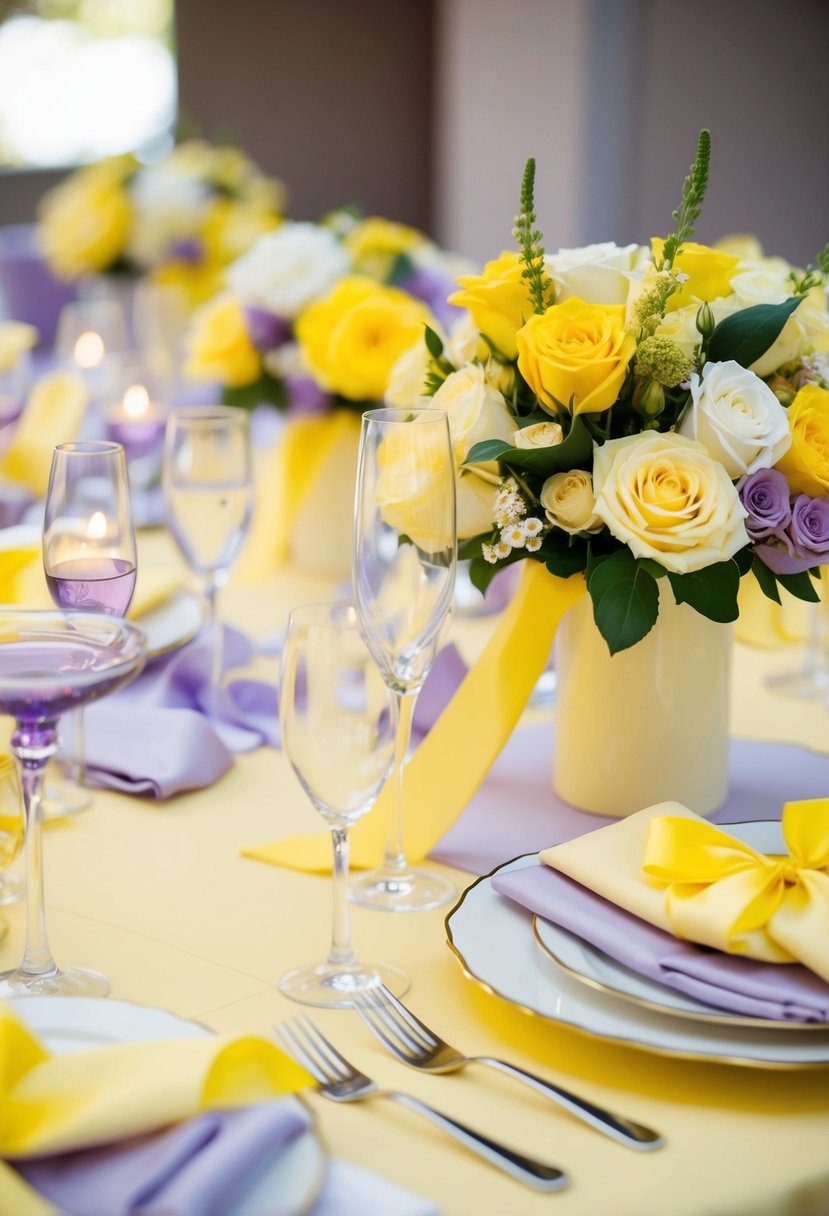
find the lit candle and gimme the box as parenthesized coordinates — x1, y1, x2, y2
(105, 381, 167, 460)
(73, 331, 106, 370)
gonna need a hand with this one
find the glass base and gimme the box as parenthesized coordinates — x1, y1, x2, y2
(279, 960, 409, 1008)
(766, 666, 829, 701)
(41, 772, 93, 820)
(349, 866, 456, 913)
(0, 964, 110, 998)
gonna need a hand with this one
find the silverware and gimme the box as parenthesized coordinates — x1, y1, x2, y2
(276, 1015, 568, 1191)
(353, 985, 663, 1151)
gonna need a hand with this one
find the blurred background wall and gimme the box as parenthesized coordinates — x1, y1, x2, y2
(0, 0, 827, 265)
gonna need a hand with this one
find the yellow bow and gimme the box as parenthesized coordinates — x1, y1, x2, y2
(643, 799, 829, 980)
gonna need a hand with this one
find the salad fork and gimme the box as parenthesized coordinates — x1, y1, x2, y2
(353, 985, 663, 1151)
(276, 1016, 568, 1191)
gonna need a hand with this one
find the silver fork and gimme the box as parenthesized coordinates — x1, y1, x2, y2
(353, 985, 663, 1151)
(277, 1015, 568, 1191)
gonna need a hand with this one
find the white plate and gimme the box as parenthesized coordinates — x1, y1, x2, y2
(11, 997, 327, 1215)
(532, 820, 828, 1031)
(445, 837, 829, 1067)
(136, 590, 203, 659)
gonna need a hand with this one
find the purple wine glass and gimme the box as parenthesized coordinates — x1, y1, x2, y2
(0, 610, 146, 998)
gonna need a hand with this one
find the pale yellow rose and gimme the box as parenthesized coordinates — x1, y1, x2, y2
(513, 421, 564, 449)
(0, 323, 38, 372)
(775, 384, 829, 497)
(345, 216, 425, 279)
(297, 276, 434, 401)
(432, 364, 516, 537)
(714, 233, 765, 260)
(385, 340, 434, 409)
(593, 431, 748, 573)
(374, 415, 456, 553)
(547, 242, 647, 308)
(444, 312, 489, 365)
(540, 470, 603, 535)
(651, 240, 739, 312)
(516, 296, 636, 416)
(38, 159, 133, 280)
(449, 252, 535, 359)
(183, 294, 262, 387)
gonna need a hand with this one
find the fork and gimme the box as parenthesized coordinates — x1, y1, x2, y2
(353, 985, 663, 1151)
(277, 1015, 568, 1191)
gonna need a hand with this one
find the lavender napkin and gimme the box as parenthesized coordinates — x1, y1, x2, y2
(74, 624, 278, 799)
(492, 862, 829, 1023)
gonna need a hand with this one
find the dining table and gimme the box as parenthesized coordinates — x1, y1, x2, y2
(2, 524, 829, 1216)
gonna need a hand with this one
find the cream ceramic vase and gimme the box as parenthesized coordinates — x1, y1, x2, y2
(287, 417, 360, 579)
(553, 586, 731, 817)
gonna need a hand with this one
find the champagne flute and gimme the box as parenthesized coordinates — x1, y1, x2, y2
(0, 754, 24, 943)
(42, 440, 137, 813)
(351, 407, 457, 912)
(163, 406, 253, 693)
(279, 600, 407, 1006)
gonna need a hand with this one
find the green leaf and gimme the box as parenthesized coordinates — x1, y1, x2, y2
(424, 325, 444, 361)
(541, 534, 588, 579)
(707, 298, 803, 368)
(387, 251, 416, 284)
(222, 373, 287, 410)
(751, 555, 781, 604)
(636, 557, 668, 580)
(587, 548, 660, 655)
(457, 535, 486, 561)
(776, 569, 822, 603)
(666, 560, 741, 623)
(465, 415, 593, 474)
(469, 550, 524, 595)
(733, 545, 754, 577)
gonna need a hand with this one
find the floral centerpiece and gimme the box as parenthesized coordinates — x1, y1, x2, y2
(383, 130, 829, 817)
(37, 140, 285, 306)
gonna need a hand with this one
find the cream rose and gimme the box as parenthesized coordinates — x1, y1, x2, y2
(546, 242, 647, 308)
(540, 470, 603, 534)
(385, 340, 434, 409)
(375, 418, 456, 553)
(431, 364, 516, 537)
(592, 431, 749, 573)
(678, 360, 791, 478)
(513, 421, 564, 449)
(227, 222, 349, 319)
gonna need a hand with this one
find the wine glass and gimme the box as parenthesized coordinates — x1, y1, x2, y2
(279, 600, 407, 1006)
(163, 406, 253, 693)
(351, 407, 457, 912)
(42, 440, 137, 814)
(0, 754, 24, 944)
(0, 610, 146, 997)
(54, 298, 127, 405)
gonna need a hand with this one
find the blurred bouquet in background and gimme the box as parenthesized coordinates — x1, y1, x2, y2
(387, 131, 829, 654)
(37, 139, 285, 307)
(182, 214, 469, 411)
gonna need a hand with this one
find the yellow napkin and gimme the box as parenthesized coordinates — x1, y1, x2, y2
(540, 799, 829, 982)
(0, 323, 38, 372)
(0, 527, 42, 604)
(1, 371, 89, 496)
(246, 561, 585, 871)
(0, 1002, 310, 1160)
(128, 563, 185, 619)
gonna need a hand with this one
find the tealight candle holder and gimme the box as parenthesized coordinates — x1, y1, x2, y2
(104, 360, 167, 497)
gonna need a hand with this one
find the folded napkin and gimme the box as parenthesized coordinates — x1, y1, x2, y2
(75, 625, 278, 798)
(1, 370, 89, 495)
(492, 863, 829, 1022)
(539, 799, 829, 984)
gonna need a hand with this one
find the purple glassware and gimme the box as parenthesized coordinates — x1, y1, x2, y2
(0, 611, 146, 998)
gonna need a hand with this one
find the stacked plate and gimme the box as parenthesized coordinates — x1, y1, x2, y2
(445, 821, 829, 1067)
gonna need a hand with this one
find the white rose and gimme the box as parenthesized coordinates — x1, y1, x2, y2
(593, 431, 749, 574)
(385, 340, 433, 409)
(540, 470, 603, 534)
(513, 421, 563, 449)
(432, 364, 516, 538)
(126, 166, 210, 268)
(444, 311, 487, 365)
(547, 242, 648, 308)
(679, 360, 791, 477)
(226, 222, 350, 319)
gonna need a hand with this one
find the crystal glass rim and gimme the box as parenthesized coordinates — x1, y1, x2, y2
(53, 441, 125, 457)
(167, 405, 248, 428)
(361, 407, 449, 426)
(0, 610, 147, 686)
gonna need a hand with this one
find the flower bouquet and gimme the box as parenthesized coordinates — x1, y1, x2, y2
(381, 130, 829, 817)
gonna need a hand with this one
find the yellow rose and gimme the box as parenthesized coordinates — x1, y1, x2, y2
(516, 296, 636, 416)
(345, 217, 425, 278)
(775, 384, 829, 497)
(513, 421, 563, 449)
(593, 431, 748, 573)
(375, 413, 456, 553)
(540, 470, 603, 535)
(448, 252, 535, 359)
(297, 276, 434, 401)
(183, 294, 261, 387)
(202, 198, 280, 269)
(651, 240, 738, 312)
(38, 160, 133, 280)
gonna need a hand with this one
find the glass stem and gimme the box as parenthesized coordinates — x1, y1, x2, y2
(72, 707, 86, 786)
(14, 725, 58, 978)
(203, 574, 223, 690)
(384, 690, 416, 874)
(327, 826, 356, 966)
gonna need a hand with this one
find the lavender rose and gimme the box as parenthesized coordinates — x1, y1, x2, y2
(740, 468, 791, 542)
(755, 492, 829, 575)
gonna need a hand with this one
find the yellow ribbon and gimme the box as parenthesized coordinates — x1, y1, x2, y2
(1, 371, 89, 495)
(643, 799, 829, 980)
(245, 561, 585, 871)
(234, 408, 361, 582)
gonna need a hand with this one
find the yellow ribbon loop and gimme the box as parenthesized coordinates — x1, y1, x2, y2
(643, 800, 829, 978)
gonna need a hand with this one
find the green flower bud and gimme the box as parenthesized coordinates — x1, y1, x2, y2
(632, 377, 666, 419)
(695, 302, 715, 340)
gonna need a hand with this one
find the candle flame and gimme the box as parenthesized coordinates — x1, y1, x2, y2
(87, 510, 107, 540)
(74, 331, 105, 369)
(123, 384, 150, 419)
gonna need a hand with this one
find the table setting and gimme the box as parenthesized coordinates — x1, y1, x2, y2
(0, 126, 828, 1216)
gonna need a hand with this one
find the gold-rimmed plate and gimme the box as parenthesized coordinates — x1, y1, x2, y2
(445, 853, 829, 1068)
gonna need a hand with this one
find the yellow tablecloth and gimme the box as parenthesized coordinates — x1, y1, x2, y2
(1, 533, 828, 1216)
